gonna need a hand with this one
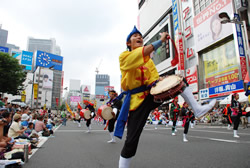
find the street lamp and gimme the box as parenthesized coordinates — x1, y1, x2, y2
(218, 12, 243, 24)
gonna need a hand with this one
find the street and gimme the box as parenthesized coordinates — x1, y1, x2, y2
(24, 121, 250, 168)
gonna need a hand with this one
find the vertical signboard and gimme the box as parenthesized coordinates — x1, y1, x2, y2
(234, 13, 247, 81)
(21, 51, 33, 71)
(33, 83, 38, 99)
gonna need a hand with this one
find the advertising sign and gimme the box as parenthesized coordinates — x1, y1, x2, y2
(200, 80, 244, 99)
(11, 49, 22, 64)
(36, 50, 63, 71)
(21, 51, 33, 70)
(82, 85, 91, 94)
(203, 40, 239, 88)
(172, 0, 179, 31)
(176, 32, 185, 71)
(185, 66, 198, 93)
(0, 46, 9, 53)
(193, 0, 234, 52)
(104, 86, 114, 97)
(70, 96, 81, 102)
(42, 69, 53, 89)
(234, 13, 247, 81)
(33, 83, 38, 99)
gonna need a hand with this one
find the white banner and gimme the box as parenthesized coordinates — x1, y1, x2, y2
(42, 69, 53, 89)
(193, 0, 233, 52)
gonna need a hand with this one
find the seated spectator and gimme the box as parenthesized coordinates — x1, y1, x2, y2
(25, 122, 34, 136)
(21, 113, 29, 128)
(35, 116, 49, 133)
(2, 111, 14, 144)
(8, 114, 31, 140)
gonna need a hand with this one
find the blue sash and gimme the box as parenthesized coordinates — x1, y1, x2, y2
(114, 85, 149, 139)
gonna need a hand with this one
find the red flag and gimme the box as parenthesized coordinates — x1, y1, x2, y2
(77, 102, 82, 110)
(167, 36, 179, 67)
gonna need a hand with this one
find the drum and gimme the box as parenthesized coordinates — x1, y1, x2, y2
(150, 75, 186, 102)
(81, 109, 91, 120)
(98, 105, 114, 120)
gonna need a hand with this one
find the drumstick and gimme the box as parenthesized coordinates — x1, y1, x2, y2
(104, 120, 109, 130)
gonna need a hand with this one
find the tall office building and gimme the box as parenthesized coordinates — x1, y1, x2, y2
(27, 37, 58, 54)
(6, 43, 19, 51)
(0, 25, 8, 47)
(95, 74, 110, 96)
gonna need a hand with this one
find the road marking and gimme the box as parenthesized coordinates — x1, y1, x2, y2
(29, 124, 62, 159)
(188, 135, 238, 143)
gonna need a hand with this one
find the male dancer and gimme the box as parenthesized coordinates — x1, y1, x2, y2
(153, 108, 161, 129)
(181, 102, 193, 142)
(83, 100, 95, 133)
(170, 97, 180, 136)
(115, 26, 216, 168)
(106, 90, 122, 143)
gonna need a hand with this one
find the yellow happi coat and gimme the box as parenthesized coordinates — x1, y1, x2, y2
(119, 47, 159, 111)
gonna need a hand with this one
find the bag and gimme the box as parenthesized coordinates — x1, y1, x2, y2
(42, 130, 50, 137)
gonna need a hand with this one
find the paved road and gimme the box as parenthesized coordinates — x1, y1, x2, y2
(24, 121, 250, 168)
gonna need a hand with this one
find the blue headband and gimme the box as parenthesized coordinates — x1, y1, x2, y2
(126, 26, 142, 42)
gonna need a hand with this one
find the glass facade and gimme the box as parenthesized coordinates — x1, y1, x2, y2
(95, 74, 110, 95)
(145, 24, 170, 66)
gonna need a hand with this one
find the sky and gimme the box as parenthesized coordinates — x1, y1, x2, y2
(0, 0, 138, 95)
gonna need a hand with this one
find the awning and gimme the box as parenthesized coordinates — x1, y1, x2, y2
(219, 92, 248, 105)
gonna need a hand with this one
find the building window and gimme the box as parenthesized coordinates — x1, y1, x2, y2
(193, 0, 214, 15)
(145, 24, 170, 66)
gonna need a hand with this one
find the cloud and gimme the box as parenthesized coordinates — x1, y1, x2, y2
(0, 0, 138, 94)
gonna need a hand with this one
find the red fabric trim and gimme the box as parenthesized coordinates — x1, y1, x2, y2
(142, 47, 146, 62)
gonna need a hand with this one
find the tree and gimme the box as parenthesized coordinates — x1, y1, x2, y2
(0, 52, 26, 95)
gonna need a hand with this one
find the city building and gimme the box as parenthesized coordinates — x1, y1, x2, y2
(138, 0, 249, 102)
(95, 74, 110, 96)
(27, 37, 58, 55)
(0, 25, 8, 47)
(6, 43, 19, 51)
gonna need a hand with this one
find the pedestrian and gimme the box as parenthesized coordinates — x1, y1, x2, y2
(83, 100, 95, 133)
(106, 90, 122, 143)
(231, 93, 241, 138)
(170, 97, 180, 135)
(115, 26, 216, 168)
(61, 110, 67, 126)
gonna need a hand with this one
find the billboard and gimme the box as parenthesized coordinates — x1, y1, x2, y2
(193, 0, 234, 52)
(11, 49, 22, 64)
(36, 50, 63, 71)
(200, 80, 244, 99)
(42, 69, 53, 89)
(82, 85, 91, 94)
(185, 66, 198, 93)
(104, 86, 114, 97)
(202, 40, 239, 88)
(70, 96, 81, 102)
(33, 83, 38, 99)
(0, 46, 9, 53)
(21, 51, 33, 70)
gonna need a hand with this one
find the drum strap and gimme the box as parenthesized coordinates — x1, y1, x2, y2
(114, 85, 149, 139)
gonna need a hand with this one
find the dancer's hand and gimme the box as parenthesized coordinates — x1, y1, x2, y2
(159, 32, 170, 42)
